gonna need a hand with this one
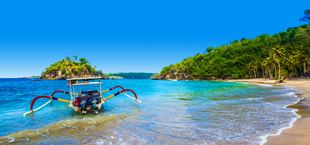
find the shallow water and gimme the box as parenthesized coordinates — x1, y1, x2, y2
(0, 79, 301, 144)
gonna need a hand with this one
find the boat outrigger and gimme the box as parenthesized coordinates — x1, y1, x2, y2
(23, 77, 141, 116)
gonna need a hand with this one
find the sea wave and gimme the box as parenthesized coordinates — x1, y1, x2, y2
(255, 86, 302, 145)
(0, 114, 126, 144)
(259, 108, 301, 145)
(257, 84, 274, 87)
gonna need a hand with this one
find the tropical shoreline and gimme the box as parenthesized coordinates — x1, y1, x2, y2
(227, 79, 310, 144)
(0, 78, 307, 144)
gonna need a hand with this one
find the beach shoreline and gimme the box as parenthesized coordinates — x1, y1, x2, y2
(227, 79, 310, 145)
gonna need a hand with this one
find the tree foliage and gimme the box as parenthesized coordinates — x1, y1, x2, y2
(300, 9, 310, 23)
(42, 56, 104, 77)
(158, 24, 310, 79)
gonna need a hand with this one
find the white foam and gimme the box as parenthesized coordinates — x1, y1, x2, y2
(8, 137, 15, 143)
(283, 92, 295, 96)
(244, 97, 261, 101)
(259, 92, 302, 145)
(283, 94, 302, 108)
(239, 82, 304, 145)
(62, 124, 72, 128)
(257, 84, 274, 87)
(259, 112, 300, 145)
(93, 138, 105, 144)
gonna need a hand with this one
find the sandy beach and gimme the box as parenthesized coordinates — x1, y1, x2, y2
(228, 79, 310, 144)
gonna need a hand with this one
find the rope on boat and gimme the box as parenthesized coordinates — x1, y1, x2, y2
(105, 102, 275, 141)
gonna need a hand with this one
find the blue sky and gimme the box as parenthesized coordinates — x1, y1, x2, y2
(0, 0, 309, 77)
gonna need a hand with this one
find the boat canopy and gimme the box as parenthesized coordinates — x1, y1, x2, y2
(67, 77, 103, 80)
(72, 82, 102, 86)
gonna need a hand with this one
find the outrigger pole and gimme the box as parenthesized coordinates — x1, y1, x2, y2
(23, 90, 77, 116)
(103, 89, 140, 102)
(101, 86, 141, 103)
(23, 100, 52, 116)
(24, 86, 141, 116)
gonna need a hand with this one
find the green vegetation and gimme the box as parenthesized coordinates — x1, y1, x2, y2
(108, 76, 124, 79)
(157, 10, 310, 80)
(42, 56, 105, 78)
(105, 72, 157, 79)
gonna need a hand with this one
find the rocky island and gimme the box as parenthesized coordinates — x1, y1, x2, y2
(40, 56, 108, 80)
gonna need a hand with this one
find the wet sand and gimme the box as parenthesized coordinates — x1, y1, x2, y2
(228, 79, 310, 145)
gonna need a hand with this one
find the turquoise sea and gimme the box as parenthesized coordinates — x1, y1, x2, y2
(0, 78, 301, 144)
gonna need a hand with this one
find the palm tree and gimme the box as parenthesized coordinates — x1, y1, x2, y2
(262, 58, 273, 79)
(73, 55, 78, 62)
(287, 51, 301, 76)
(79, 58, 89, 65)
(270, 46, 285, 79)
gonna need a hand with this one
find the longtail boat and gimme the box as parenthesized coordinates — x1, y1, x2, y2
(23, 77, 141, 116)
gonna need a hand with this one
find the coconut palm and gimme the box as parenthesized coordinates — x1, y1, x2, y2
(270, 46, 285, 79)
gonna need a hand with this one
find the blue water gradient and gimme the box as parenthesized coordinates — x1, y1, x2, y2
(0, 79, 301, 144)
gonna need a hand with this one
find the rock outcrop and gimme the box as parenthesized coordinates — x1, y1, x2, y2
(151, 69, 223, 80)
(152, 71, 193, 80)
(40, 71, 108, 80)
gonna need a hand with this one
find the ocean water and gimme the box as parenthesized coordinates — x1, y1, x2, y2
(0, 78, 301, 144)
